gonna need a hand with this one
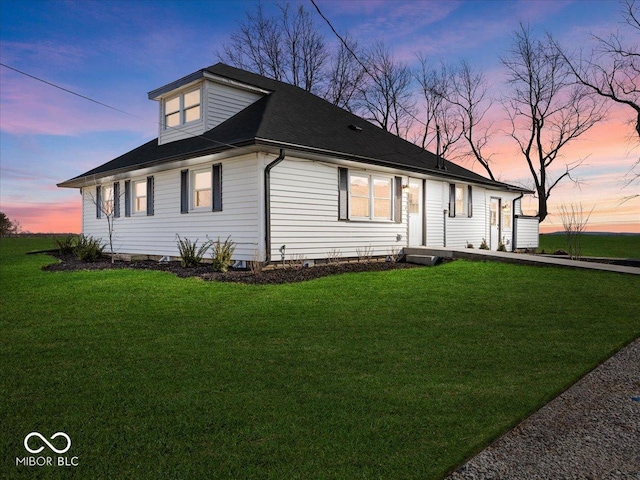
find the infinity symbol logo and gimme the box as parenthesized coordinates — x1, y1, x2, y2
(24, 432, 71, 454)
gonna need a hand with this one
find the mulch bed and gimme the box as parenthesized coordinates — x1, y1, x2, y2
(42, 253, 423, 284)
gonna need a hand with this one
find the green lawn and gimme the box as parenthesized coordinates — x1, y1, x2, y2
(539, 233, 640, 258)
(1, 237, 639, 479)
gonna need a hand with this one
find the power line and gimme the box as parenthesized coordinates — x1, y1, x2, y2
(309, 0, 428, 130)
(0, 62, 240, 150)
(1, 62, 141, 119)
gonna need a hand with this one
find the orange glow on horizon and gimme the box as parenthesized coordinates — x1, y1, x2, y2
(3, 201, 81, 234)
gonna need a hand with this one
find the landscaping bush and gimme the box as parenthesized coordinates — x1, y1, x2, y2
(75, 234, 105, 262)
(56, 235, 77, 255)
(176, 235, 211, 267)
(211, 236, 235, 272)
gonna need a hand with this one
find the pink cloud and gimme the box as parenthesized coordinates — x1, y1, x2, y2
(3, 200, 81, 234)
(0, 70, 156, 137)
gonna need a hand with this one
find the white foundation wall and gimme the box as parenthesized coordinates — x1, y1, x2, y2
(81, 154, 262, 259)
(268, 157, 408, 261)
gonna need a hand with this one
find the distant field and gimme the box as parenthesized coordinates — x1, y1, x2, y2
(539, 233, 640, 258)
(1, 237, 639, 479)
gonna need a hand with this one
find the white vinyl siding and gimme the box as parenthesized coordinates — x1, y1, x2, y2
(82, 154, 261, 260)
(445, 185, 485, 248)
(157, 80, 263, 146)
(425, 179, 445, 246)
(514, 216, 540, 249)
(206, 81, 263, 130)
(81, 150, 535, 260)
(269, 156, 407, 260)
(514, 197, 539, 249)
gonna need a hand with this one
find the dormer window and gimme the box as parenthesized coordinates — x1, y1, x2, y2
(164, 88, 201, 128)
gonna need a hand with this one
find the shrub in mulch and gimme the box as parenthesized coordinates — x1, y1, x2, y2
(42, 253, 424, 285)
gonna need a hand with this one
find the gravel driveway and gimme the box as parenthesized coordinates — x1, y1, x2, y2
(447, 338, 640, 479)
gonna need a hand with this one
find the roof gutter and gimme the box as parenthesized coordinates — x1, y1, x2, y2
(253, 138, 533, 194)
(263, 149, 285, 266)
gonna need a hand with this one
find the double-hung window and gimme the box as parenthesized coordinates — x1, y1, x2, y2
(164, 88, 201, 128)
(349, 173, 393, 221)
(122, 177, 154, 217)
(192, 169, 212, 209)
(338, 168, 401, 222)
(350, 174, 371, 218)
(455, 185, 465, 216)
(180, 165, 222, 213)
(449, 184, 473, 217)
(102, 185, 114, 216)
(502, 202, 512, 229)
(133, 180, 147, 213)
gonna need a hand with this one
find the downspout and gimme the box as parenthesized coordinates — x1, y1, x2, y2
(263, 149, 286, 266)
(443, 209, 447, 247)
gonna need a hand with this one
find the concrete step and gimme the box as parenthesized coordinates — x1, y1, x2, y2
(405, 254, 440, 266)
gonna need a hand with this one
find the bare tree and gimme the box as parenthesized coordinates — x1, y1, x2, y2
(448, 60, 497, 180)
(554, 0, 639, 199)
(279, 2, 328, 93)
(218, 2, 328, 93)
(87, 183, 124, 263)
(557, 0, 639, 139)
(218, 2, 285, 81)
(414, 57, 497, 179)
(501, 24, 606, 222)
(413, 55, 462, 157)
(558, 202, 594, 259)
(358, 42, 415, 138)
(324, 34, 366, 112)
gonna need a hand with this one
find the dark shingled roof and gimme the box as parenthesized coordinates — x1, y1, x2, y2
(59, 63, 526, 191)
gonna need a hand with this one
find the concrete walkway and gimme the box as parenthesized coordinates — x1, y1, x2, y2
(403, 247, 640, 275)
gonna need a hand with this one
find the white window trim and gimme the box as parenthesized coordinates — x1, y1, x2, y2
(190, 168, 212, 211)
(502, 202, 512, 230)
(349, 172, 394, 221)
(455, 185, 466, 217)
(449, 183, 472, 218)
(163, 87, 202, 129)
(102, 185, 114, 216)
(132, 179, 147, 214)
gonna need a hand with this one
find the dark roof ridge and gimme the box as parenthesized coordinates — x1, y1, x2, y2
(60, 62, 530, 193)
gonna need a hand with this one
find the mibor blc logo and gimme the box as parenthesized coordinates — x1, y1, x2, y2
(16, 432, 79, 467)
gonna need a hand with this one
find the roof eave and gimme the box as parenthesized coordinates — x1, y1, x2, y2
(253, 138, 532, 193)
(57, 140, 258, 188)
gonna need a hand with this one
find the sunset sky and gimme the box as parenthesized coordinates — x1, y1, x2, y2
(1, 0, 638, 233)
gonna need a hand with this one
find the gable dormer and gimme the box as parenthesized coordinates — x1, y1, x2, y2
(148, 67, 270, 146)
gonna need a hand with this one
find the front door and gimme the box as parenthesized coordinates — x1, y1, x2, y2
(408, 178, 423, 247)
(490, 197, 501, 250)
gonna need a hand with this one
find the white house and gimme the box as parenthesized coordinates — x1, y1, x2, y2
(58, 63, 539, 264)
